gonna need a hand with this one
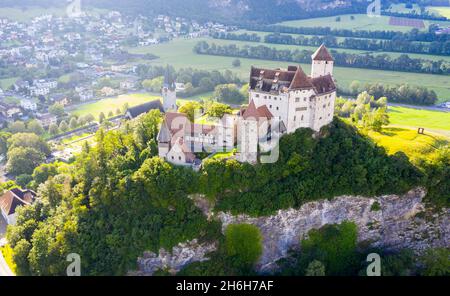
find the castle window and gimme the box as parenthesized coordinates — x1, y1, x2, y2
(276, 107, 279, 110)
(255, 94, 259, 98)
(301, 115, 304, 121)
(295, 98, 300, 102)
(171, 156, 174, 160)
(294, 116, 296, 121)
(270, 105, 272, 108)
(319, 117, 322, 120)
(304, 98, 306, 102)
(178, 156, 181, 160)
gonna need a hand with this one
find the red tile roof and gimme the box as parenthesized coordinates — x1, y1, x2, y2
(0, 188, 35, 216)
(242, 100, 273, 120)
(311, 44, 334, 62)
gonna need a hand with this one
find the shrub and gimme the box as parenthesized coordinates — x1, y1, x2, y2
(225, 224, 263, 267)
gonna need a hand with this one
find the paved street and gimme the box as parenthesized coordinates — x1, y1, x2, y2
(0, 215, 14, 276)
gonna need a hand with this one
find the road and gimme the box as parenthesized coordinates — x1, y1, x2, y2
(0, 215, 14, 276)
(0, 251, 14, 276)
(388, 102, 450, 112)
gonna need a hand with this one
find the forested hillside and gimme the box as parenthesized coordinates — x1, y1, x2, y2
(5, 110, 448, 275)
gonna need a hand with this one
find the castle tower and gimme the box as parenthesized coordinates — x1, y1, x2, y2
(311, 44, 334, 78)
(162, 67, 177, 112)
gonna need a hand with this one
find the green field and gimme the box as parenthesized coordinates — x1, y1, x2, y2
(232, 29, 450, 62)
(70, 93, 160, 119)
(128, 38, 450, 102)
(368, 127, 448, 163)
(427, 6, 450, 18)
(0, 77, 18, 90)
(388, 3, 422, 14)
(388, 106, 450, 136)
(276, 13, 450, 32)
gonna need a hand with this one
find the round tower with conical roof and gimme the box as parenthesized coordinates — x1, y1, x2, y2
(311, 44, 334, 78)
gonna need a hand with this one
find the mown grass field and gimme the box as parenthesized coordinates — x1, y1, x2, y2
(70, 93, 160, 119)
(427, 6, 450, 18)
(0, 77, 18, 90)
(388, 106, 450, 135)
(276, 13, 450, 32)
(128, 38, 450, 102)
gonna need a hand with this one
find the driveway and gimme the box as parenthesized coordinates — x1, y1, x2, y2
(0, 215, 6, 239)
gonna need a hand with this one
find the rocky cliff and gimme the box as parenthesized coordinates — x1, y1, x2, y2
(133, 188, 449, 275)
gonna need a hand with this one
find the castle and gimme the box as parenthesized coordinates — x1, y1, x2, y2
(157, 44, 337, 167)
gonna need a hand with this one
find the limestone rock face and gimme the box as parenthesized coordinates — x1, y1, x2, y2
(133, 188, 448, 275)
(132, 239, 217, 276)
(218, 188, 449, 272)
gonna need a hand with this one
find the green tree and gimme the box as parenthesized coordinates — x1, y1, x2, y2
(300, 222, 359, 276)
(6, 147, 46, 175)
(48, 124, 59, 136)
(16, 174, 33, 188)
(142, 76, 164, 92)
(98, 112, 105, 123)
(178, 101, 203, 121)
(69, 117, 78, 130)
(205, 102, 232, 119)
(225, 224, 263, 267)
(48, 103, 65, 117)
(420, 248, 450, 276)
(59, 120, 68, 133)
(213, 84, 246, 104)
(8, 121, 27, 134)
(27, 120, 44, 135)
(305, 260, 326, 276)
(8, 133, 51, 156)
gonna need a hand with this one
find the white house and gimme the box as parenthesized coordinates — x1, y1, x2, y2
(37, 113, 58, 127)
(0, 188, 36, 225)
(20, 99, 37, 111)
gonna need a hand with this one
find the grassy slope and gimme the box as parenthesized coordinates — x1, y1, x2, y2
(127, 38, 450, 102)
(367, 127, 448, 164)
(366, 106, 449, 163)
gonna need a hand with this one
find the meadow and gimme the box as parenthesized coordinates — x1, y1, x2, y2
(0, 77, 18, 90)
(70, 93, 160, 119)
(388, 106, 450, 136)
(367, 127, 448, 164)
(128, 38, 450, 102)
(276, 13, 450, 32)
(232, 29, 450, 62)
(427, 6, 450, 19)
